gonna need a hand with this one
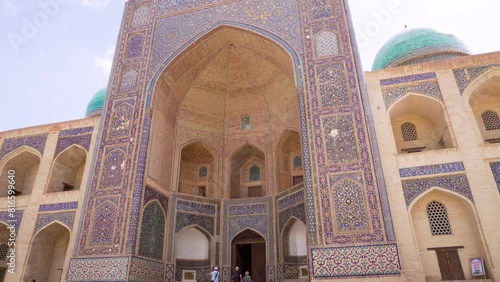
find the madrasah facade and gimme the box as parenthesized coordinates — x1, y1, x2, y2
(0, 0, 500, 281)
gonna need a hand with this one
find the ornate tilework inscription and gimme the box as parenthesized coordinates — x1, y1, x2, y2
(129, 257, 164, 281)
(100, 148, 126, 189)
(126, 34, 144, 59)
(310, 243, 401, 278)
(318, 64, 349, 107)
(229, 215, 267, 240)
(90, 200, 118, 246)
(109, 101, 134, 139)
(0, 134, 47, 159)
(229, 203, 267, 215)
(453, 64, 500, 94)
(39, 201, 78, 212)
(330, 173, 369, 231)
(308, 0, 333, 20)
(380, 72, 436, 86)
(402, 174, 473, 206)
(177, 200, 215, 215)
(139, 202, 165, 261)
(315, 31, 339, 57)
(278, 190, 304, 210)
(67, 257, 129, 282)
(382, 80, 442, 109)
(489, 162, 500, 193)
(176, 212, 214, 235)
(34, 211, 75, 234)
(119, 69, 138, 93)
(399, 162, 465, 178)
(322, 114, 358, 163)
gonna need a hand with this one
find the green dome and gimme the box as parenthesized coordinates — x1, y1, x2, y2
(372, 28, 469, 70)
(85, 88, 107, 117)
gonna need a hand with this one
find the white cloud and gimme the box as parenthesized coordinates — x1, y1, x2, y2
(94, 45, 115, 77)
(78, 0, 110, 11)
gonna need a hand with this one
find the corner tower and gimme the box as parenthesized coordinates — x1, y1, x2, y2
(67, 1, 401, 281)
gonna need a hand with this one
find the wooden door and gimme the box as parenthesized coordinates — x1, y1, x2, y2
(435, 249, 465, 280)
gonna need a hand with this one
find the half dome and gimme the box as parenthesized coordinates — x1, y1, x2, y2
(372, 28, 469, 70)
(85, 88, 107, 117)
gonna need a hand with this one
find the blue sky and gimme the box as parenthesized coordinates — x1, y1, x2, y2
(1, 0, 499, 131)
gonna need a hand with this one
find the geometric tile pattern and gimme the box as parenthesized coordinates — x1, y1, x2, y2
(402, 174, 474, 207)
(129, 257, 164, 281)
(315, 31, 339, 57)
(66, 257, 129, 282)
(229, 215, 267, 241)
(132, 6, 149, 28)
(0, 211, 23, 233)
(138, 201, 165, 261)
(0, 134, 47, 159)
(165, 263, 175, 282)
(39, 201, 78, 212)
(100, 148, 126, 189)
(34, 211, 75, 234)
(277, 189, 304, 210)
(330, 173, 368, 231)
(278, 203, 306, 232)
(267, 265, 275, 282)
(277, 264, 283, 282)
(318, 64, 349, 107)
(119, 69, 138, 93)
(308, 0, 333, 20)
(55, 127, 93, 156)
(177, 200, 215, 215)
(399, 162, 465, 178)
(382, 80, 443, 109)
(310, 243, 402, 278)
(453, 63, 500, 94)
(229, 203, 267, 215)
(176, 212, 214, 235)
(283, 264, 300, 279)
(380, 72, 436, 86)
(144, 186, 168, 212)
(90, 200, 118, 246)
(489, 162, 500, 193)
(126, 35, 144, 59)
(322, 114, 359, 164)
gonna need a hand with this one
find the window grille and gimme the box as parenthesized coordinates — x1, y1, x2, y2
(199, 166, 207, 177)
(0, 244, 8, 261)
(482, 110, 500, 131)
(401, 122, 418, 141)
(427, 201, 452, 235)
(249, 165, 260, 181)
(293, 156, 302, 168)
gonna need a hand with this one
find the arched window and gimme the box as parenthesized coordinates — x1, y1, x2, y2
(249, 165, 260, 181)
(293, 156, 302, 168)
(199, 166, 207, 177)
(481, 110, 500, 131)
(401, 122, 418, 141)
(427, 201, 451, 235)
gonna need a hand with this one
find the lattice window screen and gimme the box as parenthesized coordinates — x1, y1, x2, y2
(427, 201, 452, 235)
(482, 110, 500, 131)
(401, 122, 418, 141)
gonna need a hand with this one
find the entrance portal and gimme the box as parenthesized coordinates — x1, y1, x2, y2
(232, 230, 266, 282)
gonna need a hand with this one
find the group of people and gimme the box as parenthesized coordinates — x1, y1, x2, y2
(210, 266, 252, 282)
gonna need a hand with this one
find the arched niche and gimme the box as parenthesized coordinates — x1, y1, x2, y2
(174, 226, 212, 281)
(389, 94, 454, 153)
(281, 218, 307, 279)
(409, 189, 489, 280)
(467, 71, 500, 143)
(276, 130, 303, 192)
(24, 222, 71, 282)
(231, 229, 266, 282)
(146, 26, 300, 195)
(230, 144, 265, 199)
(47, 145, 87, 193)
(0, 148, 41, 196)
(178, 141, 217, 198)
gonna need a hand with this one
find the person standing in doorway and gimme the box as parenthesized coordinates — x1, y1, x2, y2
(232, 266, 242, 282)
(210, 267, 219, 282)
(242, 271, 251, 282)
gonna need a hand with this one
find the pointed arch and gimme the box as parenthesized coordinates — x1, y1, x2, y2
(24, 221, 71, 282)
(229, 143, 266, 199)
(47, 144, 87, 193)
(178, 140, 218, 197)
(175, 225, 211, 260)
(388, 93, 454, 152)
(0, 146, 41, 196)
(276, 129, 303, 192)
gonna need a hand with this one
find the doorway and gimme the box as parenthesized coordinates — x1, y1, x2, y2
(233, 230, 266, 282)
(429, 247, 465, 280)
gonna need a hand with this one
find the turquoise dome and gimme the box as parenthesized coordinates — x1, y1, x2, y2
(85, 88, 107, 117)
(372, 28, 469, 70)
